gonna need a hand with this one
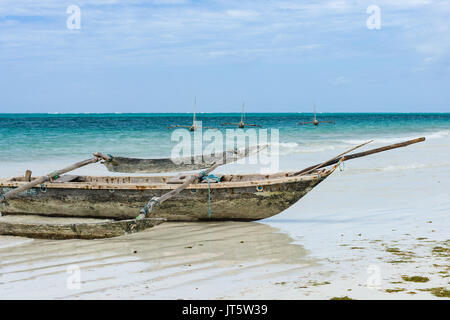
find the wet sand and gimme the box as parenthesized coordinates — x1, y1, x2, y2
(0, 220, 448, 299)
(0, 221, 316, 299)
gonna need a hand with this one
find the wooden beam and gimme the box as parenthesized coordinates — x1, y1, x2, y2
(294, 137, 425, 175)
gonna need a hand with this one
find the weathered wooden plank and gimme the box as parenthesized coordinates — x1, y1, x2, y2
(52, 175, 80, 183)
(0, 215, 165, 239)
(24, 170, 32, 182)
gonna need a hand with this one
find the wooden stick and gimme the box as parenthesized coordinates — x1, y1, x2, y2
(25, 170, 32, 182)
(293, 137, 425, 176)
(137, 144, 267, 218)
(0, 156, 103, 203)
(292, 140, 373, 176)
(93, 152, 113, 162)
(338, 136, 425, 161)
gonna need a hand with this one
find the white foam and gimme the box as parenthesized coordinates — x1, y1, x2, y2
(342, 130, 450, 145)
(271, 142, 336, 155)
(378, 162, 449, 172)
(426, 130, 450, 140)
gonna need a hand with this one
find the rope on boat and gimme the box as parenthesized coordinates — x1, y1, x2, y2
(107, 154, 114, 162)
(202, 175, 221, 183)
(338, 157, 345, 171)
(206, 179, 212, 218)
(0, 193, 6, 203)
(138, 197, 160, 218)
(52, 171, 59, 180)
(200, 171, 221, 218)
(198, 170, 207, 180)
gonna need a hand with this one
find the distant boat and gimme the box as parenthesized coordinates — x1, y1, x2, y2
(222, 102, 261, 128)
(298, 104, 335, 126)
(168, 97, 215, 131)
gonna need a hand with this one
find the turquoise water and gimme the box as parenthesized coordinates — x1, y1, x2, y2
(0, 113, 448, 163)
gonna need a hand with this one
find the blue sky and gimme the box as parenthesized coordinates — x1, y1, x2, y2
(0, 0, 449, 113)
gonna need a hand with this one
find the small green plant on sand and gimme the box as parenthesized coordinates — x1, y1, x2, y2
(385, 288, 405, 293)
(419, 287, 450, 298)
(330, 296, 354, 300)
(432, 246, 450, 257)
(388, 260, 413, 264)
(310, 281, 330, 286)
(401, 275, 429, 283)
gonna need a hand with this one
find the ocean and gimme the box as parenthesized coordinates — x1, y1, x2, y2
(0, 113, 448, 172)
(0, 113, 449, 298)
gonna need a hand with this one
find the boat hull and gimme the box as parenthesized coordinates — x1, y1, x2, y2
(103, 156, 216, 173)
(102, 146, 263, 173)
(0, 215, 165, 240)
(0, 169, 335, 221)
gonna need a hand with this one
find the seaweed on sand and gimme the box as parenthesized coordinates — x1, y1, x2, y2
(401, 275, 429, 283)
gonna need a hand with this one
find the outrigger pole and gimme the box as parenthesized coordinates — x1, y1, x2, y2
(293, 137, 426, 176)
(291, 140, 373, 176)
(0, 153, 110, 203)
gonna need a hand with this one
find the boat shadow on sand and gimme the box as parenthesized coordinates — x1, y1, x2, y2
(0, 221, 315, 298)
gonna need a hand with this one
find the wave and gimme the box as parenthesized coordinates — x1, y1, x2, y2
(379, 163, 429, 171)
(346, 162, 450, 174)
(378, 162, 449, 172)
(266, 129, 449, 156)
(341, 130, 450, 145)
(269, 142, 337, 155)
(426, 130, 450, 139)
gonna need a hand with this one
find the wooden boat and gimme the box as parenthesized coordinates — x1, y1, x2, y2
(0, 137, 425, 239)
(100, 145, 263, 173)
(222, 102, 262, 128)
(298, 104, 335, 126)
(167, 97, 216, 131)
(0, 166, 337, 222)
(102, 152, 224, 173)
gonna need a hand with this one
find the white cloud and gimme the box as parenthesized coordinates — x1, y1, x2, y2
(331, 76, 350, 85)
(225, 10, 259, 19)
(0, 0, 448, 70)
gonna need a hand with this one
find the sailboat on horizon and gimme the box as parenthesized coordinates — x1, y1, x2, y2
(222, 102, 262, 128)
(298, 103, 335, 126)
(168, 97, 215, 131)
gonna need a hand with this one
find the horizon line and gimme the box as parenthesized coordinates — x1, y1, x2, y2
(0, 112, 449, 115)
